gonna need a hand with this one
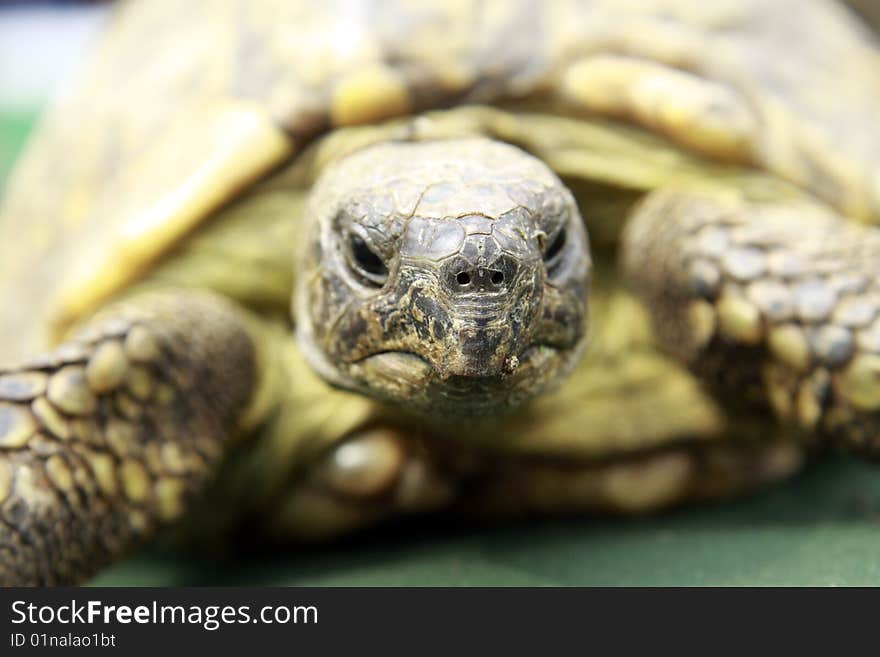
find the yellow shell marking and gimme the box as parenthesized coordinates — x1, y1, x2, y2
(52, 100, 293, 337)
(331, 65, 412, 126)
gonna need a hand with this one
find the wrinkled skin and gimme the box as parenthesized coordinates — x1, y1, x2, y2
(296, 139, 590, 416)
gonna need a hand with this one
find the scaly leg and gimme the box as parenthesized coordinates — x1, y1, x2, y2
(623, 189, 880, 454)
(0, 290, 257, 585)
(260, 426, 802, 539)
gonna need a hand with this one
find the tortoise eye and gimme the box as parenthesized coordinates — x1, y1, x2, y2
(543, 227, 567, 268)
(347, 233, 388, 286)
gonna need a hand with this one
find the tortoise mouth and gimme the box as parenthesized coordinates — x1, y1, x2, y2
(353, 344, 554, 379)
(350, 344, 563, 417)
(354, 350, 432, 368)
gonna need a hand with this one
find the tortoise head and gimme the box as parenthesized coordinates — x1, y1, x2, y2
(295, 138, 590, 417)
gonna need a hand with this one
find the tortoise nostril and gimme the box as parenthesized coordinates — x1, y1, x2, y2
(457, 272, 471, 286)
(490, 271, 504, 285)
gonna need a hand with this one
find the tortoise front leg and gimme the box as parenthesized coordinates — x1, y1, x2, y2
(0, 290, 257, 585)
(623, 190, 880, 454)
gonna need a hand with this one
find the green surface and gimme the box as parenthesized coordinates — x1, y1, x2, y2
(4, 111, 880, 586)
(0, 110, 38, 186)
(88, 458, 880, 586)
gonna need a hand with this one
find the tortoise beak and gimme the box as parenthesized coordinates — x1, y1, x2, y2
(431, 323, 523, 380)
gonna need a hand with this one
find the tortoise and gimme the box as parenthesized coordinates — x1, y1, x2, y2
(1, 0, 880, 586)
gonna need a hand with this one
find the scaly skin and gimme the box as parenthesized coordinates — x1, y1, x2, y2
(624, 190, 880, 455)
(0, 291, 256, 585)
(296, 138, 590, 417)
